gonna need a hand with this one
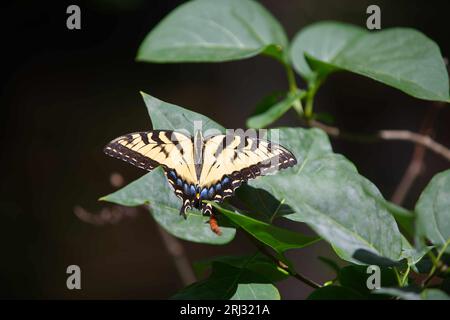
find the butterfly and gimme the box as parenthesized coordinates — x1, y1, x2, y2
(104, 130, 297, 234)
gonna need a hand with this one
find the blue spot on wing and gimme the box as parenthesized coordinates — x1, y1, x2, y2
(208, 187, 215, 198)
(222, 177, 230, 185)
(200, 188, 209, 200)
(168, 170, 177, 180)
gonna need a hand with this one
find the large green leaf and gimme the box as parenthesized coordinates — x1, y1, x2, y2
(173, 255, 280, 300)
(210, 203, 320, 256)
(415, 169, 450, 252)
(137, 0, 288, 63)
(291, 22, 364, 82)
(291, 22, 450, 102)
(101, 167, 235, 244)
(249, 127, 404, 263)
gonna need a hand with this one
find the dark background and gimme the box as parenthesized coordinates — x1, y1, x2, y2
(1, 0, 449, 299)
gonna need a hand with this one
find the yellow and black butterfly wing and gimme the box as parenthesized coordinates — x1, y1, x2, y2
(104, 130, 198, 215)
(198, 134, 297, 207)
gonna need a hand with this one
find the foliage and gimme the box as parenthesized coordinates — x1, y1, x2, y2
(102, 0, 450, 300)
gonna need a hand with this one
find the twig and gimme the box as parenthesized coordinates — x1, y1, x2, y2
(244, 233, 321, 289)
(73, 205, 139, 226)
(423, 237, 450, 287)
(309, 118, 450, 162)
(155, 223, 196, 286)
(391, 105, 440, 204)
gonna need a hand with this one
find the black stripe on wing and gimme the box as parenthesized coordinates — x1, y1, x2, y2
(210, 139, 297, 203)
(103, 130, 188, 171)
(104, 137, 160, 171)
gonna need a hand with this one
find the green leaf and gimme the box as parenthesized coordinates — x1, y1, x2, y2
(307, 286, 365, 300)
(401, 235, 432, 271)
(415, 169, 450, 252)
(235, 127, 332, 223)
(173, 255, 280, 300)
(235, 185, 294, 223)
(194, 253, 289, 283)
(137, 0, 288, 63)
(383, 201, 415, 237)
(291, 22, 364, 82)
(374, 287, 421, 300)
(375, 288, 450, 300)
(291, 21, 450, 102)
(101, 167, 235, 245)
(250, 91, 286, 118)
(246, 90, 305, 129)
(249, 127, 404, 264)
(141, 91, 224, 135)
(422, 289, 450, 300)
(231, 283, 280, 300)
(318, 256, 341, 275)
(210, 203, 320, 256)
(338, 265, 397, 297)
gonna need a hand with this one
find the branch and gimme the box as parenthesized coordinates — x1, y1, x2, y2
(309, 119, 450, 162)
(391, 105, 440, 204)
(390, 144, 426, 205)
(154, 222, 196, 286)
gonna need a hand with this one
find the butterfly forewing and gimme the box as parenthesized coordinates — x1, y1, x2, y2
(104, 130, 198, 185)
(199, 134, 296, 187)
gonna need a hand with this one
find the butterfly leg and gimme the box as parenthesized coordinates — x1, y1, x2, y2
(180, 199, 191, 219)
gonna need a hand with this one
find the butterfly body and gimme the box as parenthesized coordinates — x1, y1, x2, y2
(104, 130, 297, 221)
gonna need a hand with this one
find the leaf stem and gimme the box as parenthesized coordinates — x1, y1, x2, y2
(423, 237, 450, 286)
(304, 78, 323, 120)
(400, 265, 410, 287)
(284, 63, 298, 93)
(284, 63, 303, 116)
(393, 267, 402, 287)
